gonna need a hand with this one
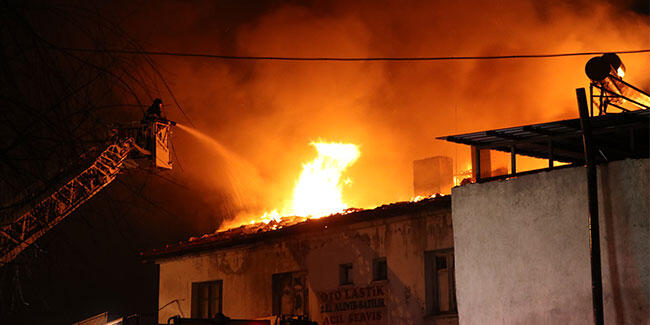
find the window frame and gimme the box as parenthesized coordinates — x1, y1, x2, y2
(424, 248, 457, 316)
(272, 271, 308, 317)
(191, 280, 223, 319)
(339, 263, 353, 286)
(372, 257, 388, 281)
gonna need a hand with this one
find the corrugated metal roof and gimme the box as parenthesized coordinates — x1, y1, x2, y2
(437, 110, 649, 164)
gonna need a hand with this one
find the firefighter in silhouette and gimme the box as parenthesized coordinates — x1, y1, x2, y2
(141, 98, 165, 153)
(143, 98, 175, 125)
(139, 99, 175, 161)
(144, 98, 164, 121)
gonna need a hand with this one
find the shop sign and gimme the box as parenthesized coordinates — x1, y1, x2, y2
(317, 283, 388, 325)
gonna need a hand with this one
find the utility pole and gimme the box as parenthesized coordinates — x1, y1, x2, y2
(576, 87, 604, 325)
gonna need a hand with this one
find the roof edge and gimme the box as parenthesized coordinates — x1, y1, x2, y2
(141, 195, 451, 262)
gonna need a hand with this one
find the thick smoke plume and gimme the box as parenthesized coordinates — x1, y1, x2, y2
(126, 0, 649, 226)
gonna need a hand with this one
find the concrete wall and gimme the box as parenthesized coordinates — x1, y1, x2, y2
(452, 159, 649, 324)
(413, 156, 453, 196)
(157, 207, 457, 325)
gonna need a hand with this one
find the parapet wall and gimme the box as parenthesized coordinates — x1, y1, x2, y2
(452, 159, 649, 324)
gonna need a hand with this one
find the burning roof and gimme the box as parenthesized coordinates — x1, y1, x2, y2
(142, 195, 450, 261)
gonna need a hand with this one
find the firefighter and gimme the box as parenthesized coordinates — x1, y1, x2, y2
(144, 98, 164, 121)
(141, 98, 164, 153)
(143, 98, 175, 125)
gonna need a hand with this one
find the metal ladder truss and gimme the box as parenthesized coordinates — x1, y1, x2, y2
(0, 138, 135, 265)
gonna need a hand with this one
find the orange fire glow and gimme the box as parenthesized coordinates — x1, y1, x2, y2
(290, 142, 360, 217)
(221, 141, 360, 230)
(453, 164, 473, 186)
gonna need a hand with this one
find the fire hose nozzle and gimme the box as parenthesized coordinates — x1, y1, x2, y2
(157, 118, 176, 126)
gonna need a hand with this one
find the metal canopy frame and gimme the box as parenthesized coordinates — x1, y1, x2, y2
(590, 75, 650, 116)
(437, 109, 649, 182)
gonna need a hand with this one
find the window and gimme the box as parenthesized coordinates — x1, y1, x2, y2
(373, 257, 387, 281)
(191, 280, 222, 319)
(425, 249, 457, 315)
(339, 263, 353, 285)
(272, 271, 307, 316)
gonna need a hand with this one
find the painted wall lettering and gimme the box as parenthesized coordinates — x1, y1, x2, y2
(318, 284, 388, 325)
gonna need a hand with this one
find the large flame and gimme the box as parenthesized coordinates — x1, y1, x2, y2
(290, 142, 360, 217)
(221, 141, 360, 230)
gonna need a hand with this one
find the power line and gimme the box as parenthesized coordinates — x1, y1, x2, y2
(57, 47, 650, 62)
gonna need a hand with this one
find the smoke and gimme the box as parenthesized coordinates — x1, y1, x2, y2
(124, 0, 650, 224)
(175, 123, 265, 211)
(2, 2, 646, 322)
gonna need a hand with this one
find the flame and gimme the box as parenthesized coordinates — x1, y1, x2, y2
(257, 210, 281, 224)
(617, 66, 625, 78)
(453, 164, 473, 186)
(289, 142, 360, 217)
(221, 141, 360, 230)
(411, 193, 442, 202)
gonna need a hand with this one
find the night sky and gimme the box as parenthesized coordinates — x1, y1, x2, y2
(0, 0, 648, 324)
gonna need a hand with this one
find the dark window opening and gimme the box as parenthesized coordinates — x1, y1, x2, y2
(191, 280, 222, 319)
(339, 263, 353, 286)
(272, 271, 308, 317)
(436, 255, 447, 269)
(425, 249, 457, 315)
(373, 257, 387, 281)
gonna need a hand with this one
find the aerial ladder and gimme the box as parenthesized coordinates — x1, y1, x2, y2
(0, 117, 175, 265)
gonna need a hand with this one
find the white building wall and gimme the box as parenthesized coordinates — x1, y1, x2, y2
(452, 158, 649, 324)
(157, 205, 457, 325)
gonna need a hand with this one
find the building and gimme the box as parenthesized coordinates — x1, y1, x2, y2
(145, 196, 458, 325)
(440, 108, 649, 324)
(147, 88, 649, 324)
(452, 158, 648, 324)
